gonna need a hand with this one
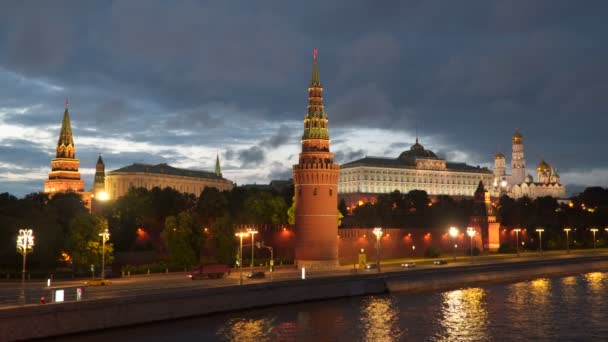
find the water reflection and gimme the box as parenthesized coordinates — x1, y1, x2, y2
(529, 278, 550, 305)
(436, 288, 488, 341)
(360, 296, 403, 341)
(584, 272, 605, 292)
(217, 318, 275, 341)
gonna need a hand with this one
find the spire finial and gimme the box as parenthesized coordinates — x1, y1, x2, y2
(65, 97, 69, 109)
(313, 48, 318, 59)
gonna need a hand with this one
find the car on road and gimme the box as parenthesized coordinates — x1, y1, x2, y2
(433, 260, 448, 265)
(401, 262, 416, 268)
(365, 263, 378, 270)
(247, 271, 265, 279)
(189, 265, 231, 280)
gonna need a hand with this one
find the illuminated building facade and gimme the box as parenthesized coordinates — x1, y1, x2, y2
(493, 130, 566, 199)
(105, 160, 233, 199)
(338, 139, 493, 209)
(292, 49, 340, 268)
(44, 100, 91, 208)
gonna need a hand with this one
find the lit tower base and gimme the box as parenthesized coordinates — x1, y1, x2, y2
(292, 49, 340, 269)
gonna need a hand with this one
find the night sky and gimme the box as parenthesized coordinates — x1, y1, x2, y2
(1, 1, 607, 197)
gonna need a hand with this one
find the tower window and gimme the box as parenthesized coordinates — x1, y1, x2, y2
(298, 188, 302, 197)
(329, 189, 333, 196)
(313, 188, 317, 196)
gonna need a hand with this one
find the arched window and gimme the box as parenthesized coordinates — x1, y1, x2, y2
(329, 188, 333, 196)
(313, 188, 317, 196)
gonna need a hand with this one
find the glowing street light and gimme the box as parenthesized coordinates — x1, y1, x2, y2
(99, 228, 110, 280)
(513, 228, 521, 256)
(590, 228, 598, 249)
(563, 228, 571, 253)
(16, 229, 34, 285)
(247, 228, 258, 273)
(536, 228, 545, 254)
(97, 191, 109, 201)
(373, 227, 383, 272)
(449, 227, 459, 261)
(235, 231, 249, 285)
(466, 227, 476, 263)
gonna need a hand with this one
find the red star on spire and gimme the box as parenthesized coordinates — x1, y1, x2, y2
(65, 97, 69, 109)
(313, 48, 318, 58)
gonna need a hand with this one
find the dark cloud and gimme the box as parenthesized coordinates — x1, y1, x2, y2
(237, 146, 265, 167)
(1, 1, 608, 196)
(334, 148, 366, 164)
(268, 161, 292, 181)
(261, 124, 292, 149)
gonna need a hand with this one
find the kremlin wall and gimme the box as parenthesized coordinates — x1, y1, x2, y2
(41, 50, 567, 266)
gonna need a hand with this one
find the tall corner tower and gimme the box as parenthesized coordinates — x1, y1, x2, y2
(93, 154, 106, 195)
(292, 49, 340, 269)
(44, 99, 85, 194)
(511, 129, 526, 185)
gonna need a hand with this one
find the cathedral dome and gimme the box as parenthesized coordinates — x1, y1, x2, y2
(495, 152, 505, 159)
(512, 129, 523, 144)
(537, 160, 550, 173)
(398, 139, 438, 159)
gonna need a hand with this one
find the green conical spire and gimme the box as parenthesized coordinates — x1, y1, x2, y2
(215, 152, 222, 177)
(56, 99, 75, 158)
(310, 48, 321, 87)
(302, 49, 329, 140)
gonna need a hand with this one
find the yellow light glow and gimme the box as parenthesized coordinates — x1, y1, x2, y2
(97, 191, 109, 201)
(449, 226, 459, 238)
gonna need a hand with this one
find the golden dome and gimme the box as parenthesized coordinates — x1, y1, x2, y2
(537, 160, 550, 173)
(512, 129, 523, 144)
(495, 152, 505, 159)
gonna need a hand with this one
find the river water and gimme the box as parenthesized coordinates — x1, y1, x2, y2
(65, 272, 608, 341)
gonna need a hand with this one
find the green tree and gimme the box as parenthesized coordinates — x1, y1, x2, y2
(162, 211, 200, 267)
(210, 216, 236, 265)
(287, 196, 296, 226)
(65, 213, 113, 270)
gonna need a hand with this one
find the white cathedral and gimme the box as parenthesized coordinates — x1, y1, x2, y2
(493, 130, 566, 199)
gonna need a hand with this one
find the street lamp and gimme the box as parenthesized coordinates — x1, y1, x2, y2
(372, 227, 383, 272)
(513, 228, 521, 256)
(235, 231, 249, 285)
(591, 228, 598, 249)
(563, 228, 571, 253)
(16, 229, 34, 285)
(536, 228, 545, 254)
(466, 227, 476, 263)
(247, 228, 258, 274)
(99, 228, 110, 280)
(449, 227, 459, 261)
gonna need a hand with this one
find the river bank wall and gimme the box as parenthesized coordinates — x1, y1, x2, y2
(2, 255, 608, 341)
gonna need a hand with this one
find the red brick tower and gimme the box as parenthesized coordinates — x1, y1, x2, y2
(44, 99, 85, 194)
(292, 49, 340, 268)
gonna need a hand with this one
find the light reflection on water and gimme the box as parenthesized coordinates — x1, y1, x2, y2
(67, 272, 608, 342)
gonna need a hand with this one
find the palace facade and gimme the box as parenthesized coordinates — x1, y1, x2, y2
(338, 139, 493, 209)
(104, 156, 233, 199)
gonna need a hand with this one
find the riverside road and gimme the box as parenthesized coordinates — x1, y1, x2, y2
(1, 249, 608, 308)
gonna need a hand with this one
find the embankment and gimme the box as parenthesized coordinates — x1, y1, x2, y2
(1, 255, 608, 341)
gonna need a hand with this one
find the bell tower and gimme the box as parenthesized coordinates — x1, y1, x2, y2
(511, 129, 526, 185)
(292, 49, 340, 269)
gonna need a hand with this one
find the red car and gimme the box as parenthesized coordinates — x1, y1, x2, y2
(188, 265, 231, 279)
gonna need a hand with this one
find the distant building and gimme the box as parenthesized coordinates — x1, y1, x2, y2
(338, 139, 493, 209)
(44, 100, 91, 209)
(105, 154, 233, 199)
(493, 130, 566, 199)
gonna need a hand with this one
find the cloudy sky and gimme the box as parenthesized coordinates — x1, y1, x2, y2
(1, 1, 607, 197)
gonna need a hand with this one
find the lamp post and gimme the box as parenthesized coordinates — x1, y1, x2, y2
(466, 227, 476, 263)
(449, 227, 459, 261)
(247, 228, 258, 274)
(99, 228, 110, 280)
(563, 228, 571, 253)
(536, 228, 544, 255)
(412, 245, 416, 260)
(235, 231, 249, 285)
(591, 228, 598, 249)
(373, 227, 383, 272)
(16, 229, 35, 286)
(513, 228, 521, 256)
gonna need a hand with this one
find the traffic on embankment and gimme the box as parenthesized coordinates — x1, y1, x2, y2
(2, 251, 608, 341)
